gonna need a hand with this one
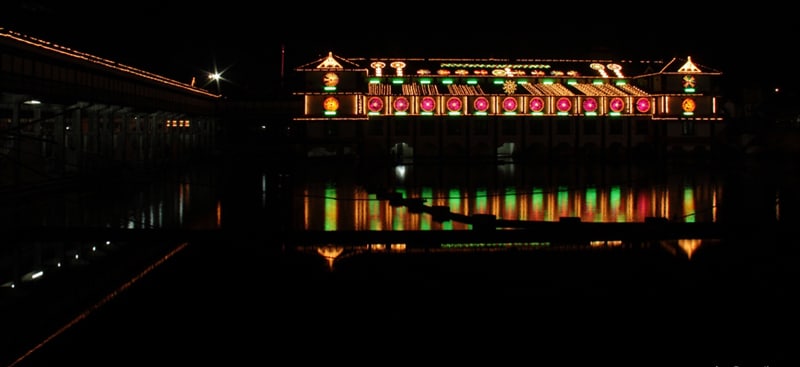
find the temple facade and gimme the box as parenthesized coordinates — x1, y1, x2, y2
(291, 52, 726, 163)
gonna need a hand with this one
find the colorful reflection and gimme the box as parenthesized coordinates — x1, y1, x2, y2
(297, 172, 723, 231)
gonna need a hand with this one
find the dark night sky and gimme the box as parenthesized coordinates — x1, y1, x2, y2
(3, 1, 798, 99)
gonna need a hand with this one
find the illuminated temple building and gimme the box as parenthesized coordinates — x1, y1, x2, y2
(291, 52, 726, 162)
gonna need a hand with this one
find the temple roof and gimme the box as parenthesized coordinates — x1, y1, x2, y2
(296, 52, 722, 80)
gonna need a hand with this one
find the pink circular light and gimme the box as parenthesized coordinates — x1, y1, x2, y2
(420, 96, 436, 112)
(394, 97, 409, 112)
(556, 97, 572, 112)
(447, 97, 462, 112)
(368, 97, 383, 112)
(529, 97, 544, 112)
(636, 98, 651, 113)
(582, 98, 598, 112)
(473, 97, 489, 111)
(610, 97, 624, 112)
(502, 97, 518, 112)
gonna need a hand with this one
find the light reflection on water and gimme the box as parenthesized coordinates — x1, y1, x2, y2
(0, 169, 221, 292)
(0, 159, 793, 290)
(1, 154, 797, 367)
(2, 158, 798, 366)
(0, 160, 790, 237)
(0, 170, 221, 230)
(294, 162, 727, 231)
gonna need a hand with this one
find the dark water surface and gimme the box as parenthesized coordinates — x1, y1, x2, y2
(1, 157, 799, 366)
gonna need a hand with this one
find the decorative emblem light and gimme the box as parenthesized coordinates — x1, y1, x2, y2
(323, 96, 339, 111)
(502, 97, 518, 112)
(370, 62, 386, 77)
(390, 61, 406, 76)
(529, 97, 545, 112)
(636, 98, 651, 113)
(323, 72, 339, 87)
(610, 97, 624, 112)
(582, 98, 598, 112)
(682, 98, 696, 112)
(502, 80, 517, 94)
(473, 97, 489, 112)
(368, 97, 384, 112)
(682, 75, 696, 89)
(420, 96, 436, 112)
(556, 97, 572, 112)
(447, 97, 462, 112)
(394, 97, 409, 112)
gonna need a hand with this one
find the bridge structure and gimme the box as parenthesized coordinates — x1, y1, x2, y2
(0, 28, 225, 192)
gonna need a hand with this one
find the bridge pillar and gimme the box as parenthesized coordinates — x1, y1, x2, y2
(69, 106, 84, 173)
(9, 100, 21, 187)
(150, 112, 168, 165)
(86, 106, 99, 169)
(146, 113, 159, 166)
(133, 115, 142, 163)
(52, 111, 66, 177)
(118, 110, 129, 164)
(100, 106, 114, 167)
(31, 106, 42, 168)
